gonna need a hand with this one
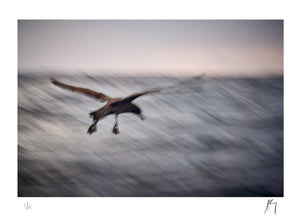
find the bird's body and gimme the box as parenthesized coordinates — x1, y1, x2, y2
(88, 101, 144, 134)
(51, 75, 204, 135)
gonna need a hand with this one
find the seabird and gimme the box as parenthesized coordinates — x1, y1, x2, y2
(51, 78, 160, 135)
(51, 75, 204, 135)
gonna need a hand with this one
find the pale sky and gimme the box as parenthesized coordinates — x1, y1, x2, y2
(18, 20, 283, 75)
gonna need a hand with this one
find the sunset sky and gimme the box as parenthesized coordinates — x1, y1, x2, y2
(18, 20, 283, 75)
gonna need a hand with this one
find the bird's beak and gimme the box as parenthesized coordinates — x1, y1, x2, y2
(139, 114, 145, 121)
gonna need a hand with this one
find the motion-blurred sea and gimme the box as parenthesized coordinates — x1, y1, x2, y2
(18, 72, 283, 196)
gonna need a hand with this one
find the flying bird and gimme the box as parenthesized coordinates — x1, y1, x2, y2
(51, 75, 204, 135)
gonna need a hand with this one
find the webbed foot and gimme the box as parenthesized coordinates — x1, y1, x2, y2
(87, 124, 97, 135)
(112, 124, 120, 135)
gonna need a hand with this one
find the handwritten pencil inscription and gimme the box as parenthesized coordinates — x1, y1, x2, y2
(24, 201, 31, 211)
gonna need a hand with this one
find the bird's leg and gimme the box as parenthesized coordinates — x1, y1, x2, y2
(112, 114, 120, 135)
(87, 119, 98, 135)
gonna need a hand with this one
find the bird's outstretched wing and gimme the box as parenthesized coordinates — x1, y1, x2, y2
(51, 78, 111, 102)
(112, 74, 205, 105)
(156, 73, 205, 94)
(112, 89, 161, 105)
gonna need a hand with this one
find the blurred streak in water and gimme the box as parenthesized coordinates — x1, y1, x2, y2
(18, 72, 283, 196)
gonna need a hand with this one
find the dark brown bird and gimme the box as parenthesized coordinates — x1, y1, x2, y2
(51, 77, 159, 135)
(51, 75, 204, 135)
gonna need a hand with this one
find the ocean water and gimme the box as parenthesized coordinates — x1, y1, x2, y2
(18, 73, 283, 196)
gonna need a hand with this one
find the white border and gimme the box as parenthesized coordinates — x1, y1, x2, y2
(1, 0, 299, 219)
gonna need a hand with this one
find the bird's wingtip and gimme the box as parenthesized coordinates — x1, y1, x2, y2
(50, 77, 57, 84)
(196, 73, 206, 79)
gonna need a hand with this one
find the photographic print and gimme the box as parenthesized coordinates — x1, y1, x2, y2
(18, 20, 283, 197)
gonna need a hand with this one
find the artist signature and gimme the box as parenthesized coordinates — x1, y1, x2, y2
(264, 199, 277, 215)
